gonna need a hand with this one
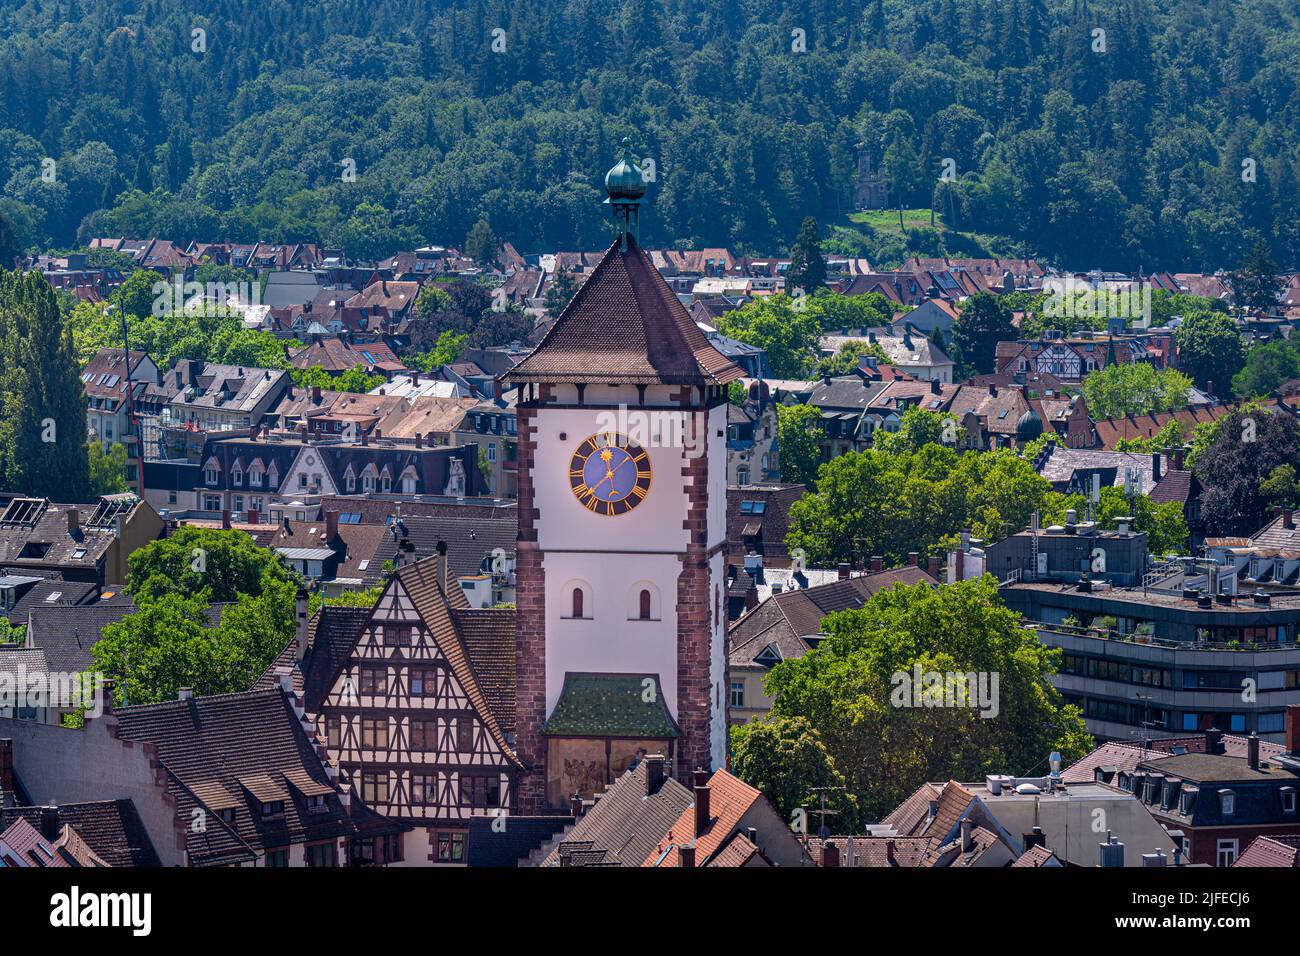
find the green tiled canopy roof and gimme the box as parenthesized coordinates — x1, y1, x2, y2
(541, 673, 680, 739)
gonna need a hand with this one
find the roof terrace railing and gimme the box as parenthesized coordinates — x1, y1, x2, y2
(1025, 620, 1295, 653)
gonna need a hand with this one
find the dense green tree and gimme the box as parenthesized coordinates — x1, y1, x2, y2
(816, 339, 891, 377)
(717, 294, 821, 379)
(729, 716, 857, 830)
(463, 218, 498, 267)
(0, 270, 89, 499)
(951, 293, 1015, 376)
(1233, 337, 1300, 398)
(1261, 464, 1300, 510)
(776, 402, 823, 489)
(765, 577, 1092, 820)
(290, 364, 384, 394)
(1175, 310, 1247, 395)
(125, 526, 301, 605)
(1194, 408, 1300, 537)
(1229, 241, 1285, 314)
(786, 442, 1055, 567)
(1082, 363, 1192, 419)
(0, 209, 18, 267)
(88, 441, 128, 495)
(786, 217, 827, 293)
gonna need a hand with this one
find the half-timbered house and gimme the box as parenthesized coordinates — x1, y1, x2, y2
(259, 551, 521, 865)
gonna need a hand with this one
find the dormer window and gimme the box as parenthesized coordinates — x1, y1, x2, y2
(219, 807, 236, 825)
(260, 800, 285, 818)
(346, 473, 356, 493)
(205, 467, 219, 485)
(231, 468, 242, 487)
(1283, 787, 1297, 814)
(1219, 789, 1236, 816)
(306, 794, 328, 814)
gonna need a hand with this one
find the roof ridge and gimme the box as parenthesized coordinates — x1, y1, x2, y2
(117, 686, 282, 714)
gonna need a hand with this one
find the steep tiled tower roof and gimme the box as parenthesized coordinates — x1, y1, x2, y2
(504, 234, 743, 387)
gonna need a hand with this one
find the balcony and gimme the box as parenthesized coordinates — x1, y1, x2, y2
(1027, 620, 1294, 654)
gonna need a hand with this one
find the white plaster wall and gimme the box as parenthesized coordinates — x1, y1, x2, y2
(532, 397, 730, 750)
(709, 548, 727, 767)
(543, 551, 681, 715)
(532, 407, 693, 554)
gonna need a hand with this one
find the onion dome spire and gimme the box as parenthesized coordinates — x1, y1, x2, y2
(604, 137, 646, 250)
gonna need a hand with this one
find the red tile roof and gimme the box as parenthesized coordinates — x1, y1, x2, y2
(1012, 844, 1060, 867)
(644, 769, 762, 867)
(1233, 834, 1300, 867)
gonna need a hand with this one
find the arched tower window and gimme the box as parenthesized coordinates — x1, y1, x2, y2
(563, 580, 593, 619)
(628, 582, 660, 621)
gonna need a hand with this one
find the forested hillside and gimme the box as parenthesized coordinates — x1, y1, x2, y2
(0, 0, 1298, 270)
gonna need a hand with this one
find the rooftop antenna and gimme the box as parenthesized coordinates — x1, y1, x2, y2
(807, 786, 844, 840)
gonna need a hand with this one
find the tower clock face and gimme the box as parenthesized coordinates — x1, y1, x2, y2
(569, 432, 652, 516)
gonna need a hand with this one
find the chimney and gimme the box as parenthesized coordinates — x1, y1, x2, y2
(1206, 380, 1214, 398)
(0, 739, 12, 794)
(311, 385, 322, 403)
(679, 843, 696, 868)
(40, 806, 60, 841)
(870, 555, 883, 573)
(988, 384, 998, 397)
(1205, 727, 1224, 755)
(885, 840, 896, 865)
(644, 754, 665, 796)
(569, 792, 583, 819)
(930, 378, 941, 395)
(247, 509, 260, 525)
(837, 562, 850, 580)
(415, 432, 423, 449)
(178, 687, 193, 700)
(1099, 832, 1125, 868)
(744, 580, 758, 612)
(693, 770, 711, 837)
(325, 510, 339, 542)
(410, 371, 420, 388)
(66, 508, 80, 535)
(822, 842, 841, 867)
(295, 588, 310, 661)
(927, 554, 941, 579)
(361, 430, 368, 446)
(221, 509, 231, 530)
(960, 817, 973, 853)
(907, 552, 919, 566)
(436, 539, 449, 594)
(1173, 447, 1186, 470)
(1248, 733, 1260, 770)
(1286, 510, 1295, 531)
(1152, 451, 1162, 483)
(1286, 704, 1300, 756)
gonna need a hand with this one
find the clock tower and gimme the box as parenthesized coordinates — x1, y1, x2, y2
(505, 144, 743, 812)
